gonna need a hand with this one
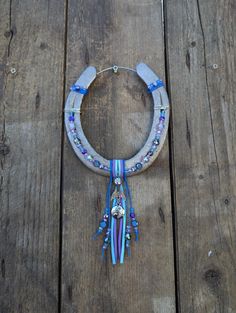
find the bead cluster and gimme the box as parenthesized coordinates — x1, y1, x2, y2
(130, 207, 139, 241)
(70, 84, 88, 95)
(147, 79, 164, 93)
(68, 108, 166, 173)
(94, 208, 109, 238)
(102, 228, 111, 251)
(67, 104, 166, 174)
(68, 112, 110, 171)
(125, 109, 166, 174)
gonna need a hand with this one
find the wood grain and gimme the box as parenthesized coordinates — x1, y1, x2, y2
(166, 0, 236, 311)
(61, 0, 175, 312)
(0, 1, 65, 312)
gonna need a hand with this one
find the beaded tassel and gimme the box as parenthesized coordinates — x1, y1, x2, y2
(93, 160, 139, 265)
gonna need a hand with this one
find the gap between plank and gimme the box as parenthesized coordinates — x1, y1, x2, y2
(58, 0, 69, 312)
(162, 0, 181, 312)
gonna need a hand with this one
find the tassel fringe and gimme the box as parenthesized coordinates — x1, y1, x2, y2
(93, 160, 139, 265)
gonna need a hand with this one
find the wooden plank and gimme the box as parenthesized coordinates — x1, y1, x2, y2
(166, 0, 236, 311)
(61, 0, 176, 312)
(0, 1, 65, 312)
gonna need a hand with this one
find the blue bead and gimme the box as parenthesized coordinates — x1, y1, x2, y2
(130, 207, 135, 213)
(100, 221, 106, 228)
(78, 145, 85, 153)
(132, 220, 138, 227)
(70, 84, 88, 95)
(93, 160, 100, 167)
(69, 115, 75, 121)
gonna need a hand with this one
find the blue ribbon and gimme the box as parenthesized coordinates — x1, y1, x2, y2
(147, 79, 164, 93)
(70, 84, 88, 95)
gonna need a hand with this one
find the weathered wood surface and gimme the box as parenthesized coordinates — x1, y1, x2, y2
(61, 1, 175, 313)
(0, 1, 65, 312)
(0, 0, 235, 312)
(166, 0, 236, 311)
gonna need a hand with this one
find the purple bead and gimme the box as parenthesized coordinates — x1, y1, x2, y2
(82, 148, 87, 154)
(130, 212, 135, 218)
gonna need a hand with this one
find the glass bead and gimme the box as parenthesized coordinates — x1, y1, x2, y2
(126, 233, 131, 240)
(114, 177, 122, 185)
(69, 122, 75, 130)
(130, 212, 135, 218)
(132, 220, 138, 227)
(151, 144, 157, 151)
(153, 139, 160, 145)
(74, 138, 80, 145)
(87, 155, 93, 161)
(93, 160, 100, 167)
(100, 221, 106, 228)
(135, 162, 143, 170)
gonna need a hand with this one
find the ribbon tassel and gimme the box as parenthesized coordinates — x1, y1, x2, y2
(94, 159, 139, 265)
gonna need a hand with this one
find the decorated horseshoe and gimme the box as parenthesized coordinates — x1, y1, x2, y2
(65, 63, 169, 176)
(64, 63, 170, 265)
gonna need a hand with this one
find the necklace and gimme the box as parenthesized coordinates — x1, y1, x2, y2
(64, 63, 170, 265)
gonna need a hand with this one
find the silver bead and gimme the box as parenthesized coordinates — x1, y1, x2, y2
(114, 177, 122, 185)
(111, 205, 125, 219)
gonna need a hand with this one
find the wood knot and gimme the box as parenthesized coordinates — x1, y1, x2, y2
(186, 49, 191, 71)
(204, 268, 222, 292)
(159, 207, 165, 224)
(224, 198, 230, 205)
(96, 193, 102, 214)
(67, 285, 73, 301)
(35, 92, 41, 108)
(39, 42, 48, 50)
(0, 143, 10, 156)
